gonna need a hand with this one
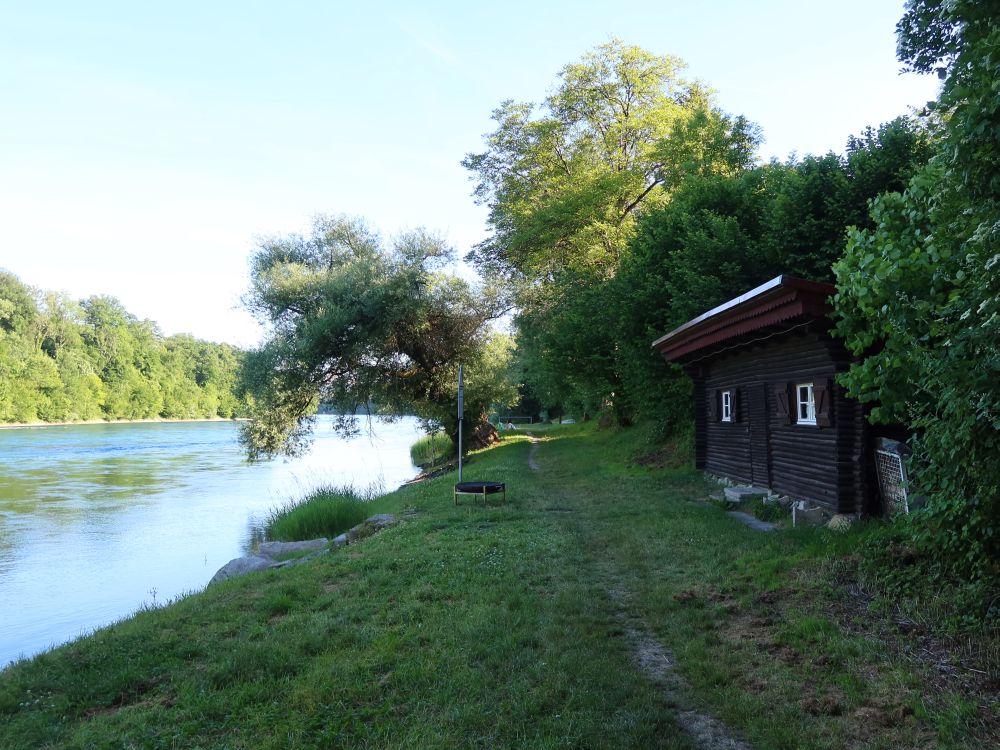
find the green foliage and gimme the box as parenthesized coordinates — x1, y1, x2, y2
(0, 270, 244, 424)
(832, 1, 1000, 580)
(857, 518, 998, 630)
(464, 39, 759, 281)
(604, 117, 932, 430)
(465, 41, 761, 423)
(466, 39, 933, 430)
(239, 215, 517, 461)
(263, 484, 383, 542)
(749, 497, 787, 524)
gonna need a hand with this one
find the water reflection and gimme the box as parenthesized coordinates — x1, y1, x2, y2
(0, 417, 422, 668)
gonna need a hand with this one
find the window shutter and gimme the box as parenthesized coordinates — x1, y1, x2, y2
(773, 383, 791, 425)
(708, 389, 718, 421)
(814, 379, 832, 427)
(732, 388, 741, 422)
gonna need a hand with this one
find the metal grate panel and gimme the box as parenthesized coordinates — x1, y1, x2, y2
(875, 449, 909, 515)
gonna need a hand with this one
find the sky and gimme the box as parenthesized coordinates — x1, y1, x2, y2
(0, 0, 940, 347)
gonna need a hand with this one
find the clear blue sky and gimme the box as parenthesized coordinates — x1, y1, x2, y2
(0, 0, 939, 346)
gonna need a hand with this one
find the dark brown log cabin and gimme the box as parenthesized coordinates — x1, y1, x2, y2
(652, 276, 874, 516)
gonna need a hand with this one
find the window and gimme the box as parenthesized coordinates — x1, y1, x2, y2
(721, 390, 733, 422)
(796, 382, 816, 425)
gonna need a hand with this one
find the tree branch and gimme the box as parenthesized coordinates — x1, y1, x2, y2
(619, 178, 662, 221)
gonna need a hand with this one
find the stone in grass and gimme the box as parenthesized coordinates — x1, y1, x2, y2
(257, 538, 329, 559)
(210, 514, 399, 585)
(727, 511, 778, 532)
(345, 514, 397, 543)
(826, 514, 855, 532)
(332, 514, 398, 548)
(210, 555, 274, 584)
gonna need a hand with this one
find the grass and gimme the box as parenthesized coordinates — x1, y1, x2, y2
(409, 430, 452, 467)
(262, 483, 390, 543)
(0, 423, 995, 749)
(749, 495, 789, 524)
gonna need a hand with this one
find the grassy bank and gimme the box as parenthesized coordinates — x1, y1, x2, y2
(1, 423, 995, 749)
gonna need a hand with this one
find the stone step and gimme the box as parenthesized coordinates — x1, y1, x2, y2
(727, 511, 778, 532)
(723, 486, 770, 504)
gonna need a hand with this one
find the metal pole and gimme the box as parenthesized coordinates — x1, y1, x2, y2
(457, 364, 464, 483)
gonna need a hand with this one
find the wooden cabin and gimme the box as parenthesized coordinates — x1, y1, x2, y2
(652, 275, 876, 516)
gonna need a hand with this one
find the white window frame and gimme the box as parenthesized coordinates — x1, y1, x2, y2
(721, 390, 733, 422)
(796, 382, 816, 425)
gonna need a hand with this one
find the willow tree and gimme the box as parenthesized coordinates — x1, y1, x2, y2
(238, 215, 516, 461)
(463, 39, 759, 419)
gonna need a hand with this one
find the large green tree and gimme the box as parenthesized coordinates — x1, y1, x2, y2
(833, 0, 998, 578)
(464, 38, 758, 281)
(238, 215, 516, 461)
(464, 40, 760, 420)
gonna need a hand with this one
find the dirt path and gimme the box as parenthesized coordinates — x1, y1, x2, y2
(528, 436, 541, 471)
(605, 581, 754, 750)
(528, 432, 753, 750)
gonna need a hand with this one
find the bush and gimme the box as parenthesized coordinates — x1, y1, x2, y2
(857, 518, 999, 632)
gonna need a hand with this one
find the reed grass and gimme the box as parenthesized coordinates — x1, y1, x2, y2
(408, 430, 451, 467)
(263, 483, 387, 542)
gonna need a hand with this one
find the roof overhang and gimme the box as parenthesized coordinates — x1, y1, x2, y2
(651, 275, 836, 362)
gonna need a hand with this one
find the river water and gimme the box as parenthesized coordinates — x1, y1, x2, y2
(0, 416, 423, 669)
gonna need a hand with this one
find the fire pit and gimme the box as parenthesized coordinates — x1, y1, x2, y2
(453, 481, 506, 506)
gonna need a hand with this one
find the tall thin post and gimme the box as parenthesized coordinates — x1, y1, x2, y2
(457, 364, 464, 483)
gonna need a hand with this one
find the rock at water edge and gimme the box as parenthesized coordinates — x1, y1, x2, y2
(257, 538, 329, 558)
(210, 555, 273, 584)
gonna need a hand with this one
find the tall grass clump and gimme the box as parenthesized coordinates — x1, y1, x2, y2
(409, 430, 451, 467)
(264, 483, 382, 542)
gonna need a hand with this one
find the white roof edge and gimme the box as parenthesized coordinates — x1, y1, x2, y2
(650, 276, 787, 350)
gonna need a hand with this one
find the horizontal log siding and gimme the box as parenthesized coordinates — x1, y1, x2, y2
(748, 382, 771, 487)
(698, 328, 865, 514)
(836, 390, 871, 514)
(691, 372, 708, 470)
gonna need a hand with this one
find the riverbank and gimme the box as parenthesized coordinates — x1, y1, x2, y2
(1, 423, 995, 749)
(0, 416, 244, 430)
(0, 416, 423, 668)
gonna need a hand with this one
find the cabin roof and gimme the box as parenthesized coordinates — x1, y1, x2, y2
(651, 275, 836, 362)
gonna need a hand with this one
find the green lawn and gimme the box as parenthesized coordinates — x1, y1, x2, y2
(1, 424, 994, 749)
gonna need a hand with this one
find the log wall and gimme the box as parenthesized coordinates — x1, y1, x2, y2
(691, 327, 869, 514)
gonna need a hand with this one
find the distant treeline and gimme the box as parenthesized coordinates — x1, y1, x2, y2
(0, 271, 243, 424)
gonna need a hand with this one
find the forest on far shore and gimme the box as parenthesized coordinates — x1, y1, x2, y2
(0, 271, 242, 424)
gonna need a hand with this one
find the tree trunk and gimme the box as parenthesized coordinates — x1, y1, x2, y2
(447, 411, 500, 454)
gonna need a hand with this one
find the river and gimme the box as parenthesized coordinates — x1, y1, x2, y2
(0, 416, 424, 669)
